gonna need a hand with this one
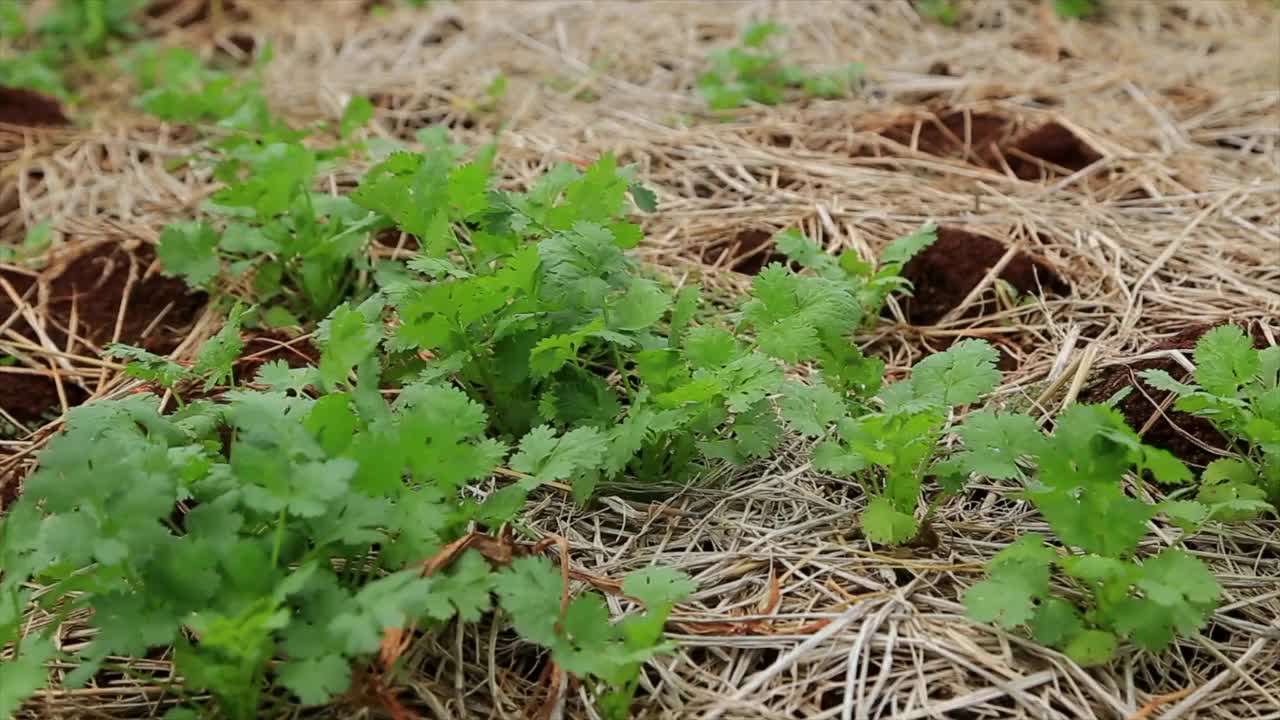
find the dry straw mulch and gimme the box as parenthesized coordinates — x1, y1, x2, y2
(3, 1, 1279, 718)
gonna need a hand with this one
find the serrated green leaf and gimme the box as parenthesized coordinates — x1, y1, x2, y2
(338, 96, 373, 138)
(622, 566, 696, 607)
(318, 303, 382, 387)
(1063, 630, 1116, 666)
(511, 425, 607, 487)
(880, 224, 937, 267)
(779, 379, 846, 437)
(861, 496, 917, 545)
(276, 654, 351, 705)
(952, 409, 1045, 479)
(909, 339, 1001, 406)
(1194, 325, 1260, 397)
(0, 632, 55, 719)
(157, 221, 221, 286)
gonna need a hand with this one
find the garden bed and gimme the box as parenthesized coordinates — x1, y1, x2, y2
(2, 2, 1278, 720)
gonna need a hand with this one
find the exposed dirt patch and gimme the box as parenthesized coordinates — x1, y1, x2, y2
(1082, 323, 1271, 469)
(874, 109, 1015, 165)
(0, 86, 70, 126)
(0, 243, 205, 425)
(144, 0, 249, 28)
(896, 227, 1068, 326)
(867, 108, 1102, 180)
(236, 330, 318, 382)
(1005, 122, 1102, 180)
(700, 228, 799, 276)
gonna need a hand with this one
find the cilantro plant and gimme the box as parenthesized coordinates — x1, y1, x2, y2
(0, 0, 146, 100)
(917, 0, 960, 26)
(961, 404, 1226, 666)
(140, 49, 380, 324)
(783, 339, 1002, 544)
(1054, 0, 1102, 19)
(359, 139, 940, 497)
(1140, 324, 1280, 514)
(105, 303, 249, 398)
(0, 363, 693, 718)
(697, 22, 862, 110)
(124, 44, 278, 130)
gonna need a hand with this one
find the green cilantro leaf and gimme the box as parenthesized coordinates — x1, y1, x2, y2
(318, 302, 382, 387)
(952, 409, 1045, 479)
(0, 632, 55, 719)
(621, 566, 697, 608)
(338, 96, 373, 138)
(909, 339, 1001, 406)
(861, 496, 918, 545)
(879, 224, 937, 267)
(511, 425, 608, 487)
(276, 653, 351, 705)
(1194, 325, 1260, 397)
(157, 221, 221, 286)
(778, 379, 847, 437)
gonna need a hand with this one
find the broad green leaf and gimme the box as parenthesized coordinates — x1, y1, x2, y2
(338, 96, 373, 138)
(157, 221, 221, 286)
(622, 567, 696, 608)
(1194, 325, 1259, 397)
(861, 496, 917, 545)
(1063, 630, 1117, 666)
(909, 339, 1001, 406)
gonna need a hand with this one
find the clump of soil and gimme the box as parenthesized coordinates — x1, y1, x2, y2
(701, 228, 790, 276)
(236, 330, 318, 381)
(0, 86, 70, 127)
(144, 0, 248, 28)
(1005, 122, 1102, 180)
(895, 227, 1068, 326)
(1082, 323, 1271, 469)
(0, 243, 205, 425)
(875, 109, 1015, 164)
(868, 108, 1102, 180)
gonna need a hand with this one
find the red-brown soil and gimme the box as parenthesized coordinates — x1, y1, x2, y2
(896, 227, 1068, 326)
(144, 0, 248, 28)
(0, 243, 205, 425)
(701, 228, 793, 276)
(236, 329, 319, 382)
(1081, 323, 1272, 469)
(868, 107, 1102, 180)
(1004, 122, 1102, 180)
(876, 109, 1015, 165)
(0, 86, 70, 127)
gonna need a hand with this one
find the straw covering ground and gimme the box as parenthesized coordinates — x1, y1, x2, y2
(2, 1, 1279, 718)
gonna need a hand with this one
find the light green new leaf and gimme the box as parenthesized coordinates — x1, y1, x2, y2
(318, 303, 382, 387)
(511, 425, 607, 487)
(779, 379, 846, 437)
(861, 496, 917, 545)
(909, 339, 1001, 406)
(0, 632, 55, 719)
(953, 409, 1045, 479)
(1063, 630, 1117, 666)
(622, 566, 697, 608)
(338, 95, 373, 138)
(157, 221, 221, 286)
(1194, 325, 1260, 397)
(276, 654, 351, 705)
(879, 224, 937, 267)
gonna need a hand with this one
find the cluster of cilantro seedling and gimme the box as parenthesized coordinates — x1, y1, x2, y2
(697, 22, 862, 110)
(962, 327, 1278, 664)
(0, 0, 146, 101)
(3, 8, 1279, 720)
(918, 0, 1102, 26)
